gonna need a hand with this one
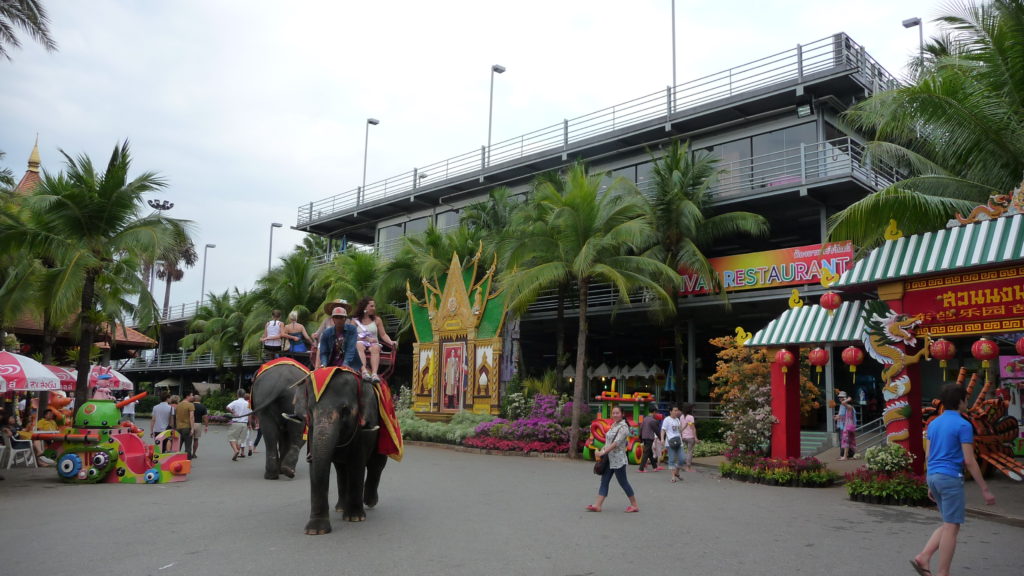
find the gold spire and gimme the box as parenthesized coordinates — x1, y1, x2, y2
(27, 135, 41, 173)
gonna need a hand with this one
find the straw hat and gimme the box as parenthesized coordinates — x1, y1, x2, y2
(322, 299, 351, 316)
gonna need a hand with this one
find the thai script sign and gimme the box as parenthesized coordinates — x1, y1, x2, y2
(903, 266, 1024, 337)
(679, 242, 854, 295)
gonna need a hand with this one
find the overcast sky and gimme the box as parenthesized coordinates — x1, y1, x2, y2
(1, 0, 942, 310)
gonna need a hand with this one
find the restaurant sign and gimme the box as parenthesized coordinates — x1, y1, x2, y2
(903, 265, 1024, 337)
(679, 242, 854, 295)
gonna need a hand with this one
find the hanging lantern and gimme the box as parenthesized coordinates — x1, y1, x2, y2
(774, 349, 796, 373)
(808, 347, 830, 373)
(819, 291, 842, 316)
(971, 338, 999, 369)
(841, 346, 865, 385)
(1016, 336, 1024, 357)
(930, 338, 956, 381)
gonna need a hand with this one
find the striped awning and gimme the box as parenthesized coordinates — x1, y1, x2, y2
(746, 300, 866, 347)
(835, 213, 1024, 288)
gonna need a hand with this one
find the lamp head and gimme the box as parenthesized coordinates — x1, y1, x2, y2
(902, 17, 921, 28)
(492, 64, 506, 74)
(271, 222, 283, 228)
(367, 118, 380, 125)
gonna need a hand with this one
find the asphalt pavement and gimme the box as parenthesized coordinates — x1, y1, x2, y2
(1, 419, 1021, 576)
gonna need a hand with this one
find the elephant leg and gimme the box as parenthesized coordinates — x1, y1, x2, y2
(364, 438, 386, 509)
(305, 412, 340, 535)
(260, 413, 282, 480)
(334, 458, 348, 514)
(279, 420, 305, 479)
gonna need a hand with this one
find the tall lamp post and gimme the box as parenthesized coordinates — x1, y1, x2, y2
(200, 243, 215, 305)
(487, 64, 506, 166)
(902, 17, 924, 72)
(268, 223, 282, 274)
(671, 0, 677, 110)
(361, 118, 380, 202)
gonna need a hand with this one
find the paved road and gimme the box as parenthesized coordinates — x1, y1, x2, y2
(1, 422, 1021, 576)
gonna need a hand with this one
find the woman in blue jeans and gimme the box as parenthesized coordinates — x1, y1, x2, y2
(587, 406, 639, 513)
(660, 405, 684, 483)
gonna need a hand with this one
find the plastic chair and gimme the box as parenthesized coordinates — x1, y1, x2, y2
(2, 431, 37, 469)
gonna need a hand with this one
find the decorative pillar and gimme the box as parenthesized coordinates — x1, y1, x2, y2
(906, 362, 924, 475)
(770, 345, 801, 458)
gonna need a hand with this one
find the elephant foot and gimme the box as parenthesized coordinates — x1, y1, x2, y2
(364, 491, 379, 509)
(304, 518, 332, 535)
(264, 472, 280, 480)
(343, 511, 366, 522)
(280, 466, 295, 479)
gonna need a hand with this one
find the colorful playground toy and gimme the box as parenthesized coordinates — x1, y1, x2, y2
(583, 388, 659, 465)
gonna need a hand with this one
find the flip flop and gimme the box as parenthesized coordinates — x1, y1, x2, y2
(909, 560, 931, 576)
(625, 506, 639, 513)
(585, 505, 601, 512)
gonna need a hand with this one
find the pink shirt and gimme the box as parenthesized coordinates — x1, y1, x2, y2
(680, 414, 696, 440)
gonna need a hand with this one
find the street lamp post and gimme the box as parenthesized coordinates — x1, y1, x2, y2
(902, 17, 924, 72)
(268, 223, 282, 274)
(200, 243, 216, 305)
(361, 118, 380, 203)
(671, 0, 677, 111)
(487, 64, 506, 167)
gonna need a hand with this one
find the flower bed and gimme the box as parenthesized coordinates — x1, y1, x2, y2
(462, 437, 578, 453)
(844, 468, 931, 506)
(719, 454, 838, 488)
(463, 394, 587, 454)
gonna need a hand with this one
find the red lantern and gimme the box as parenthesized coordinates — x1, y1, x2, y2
(774, 349, 796, 373)
(819, 292, 842, 315)
(971, 338, 998, 368)
(841, 346, 864, 384)
(1016, 336, 1024, 357)
(930, 338, 956, 381)
(808, 347, 830, 373)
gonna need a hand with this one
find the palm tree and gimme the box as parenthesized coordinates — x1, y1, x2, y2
(257, 251, 322, 321)
(0, 150, 15, 191)
(155, 239, 198, 316)
(0, 142, 192, 411)
(829, 0, 1024, 248)
(645, 140, 769, 398)
(179, 288, 258, 387)
(503, 161, 679, 457)
(0, 0, 56, 60)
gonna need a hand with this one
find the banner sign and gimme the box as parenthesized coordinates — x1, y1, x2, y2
(679, 241, 854, 295)
(903, 266, 1024, 337)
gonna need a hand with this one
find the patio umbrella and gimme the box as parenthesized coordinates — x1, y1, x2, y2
(627, 362, 649, 377)
(0, 375, 6, 393)
(44, 365, 77, 392)
(664, 361, 675, 392)
(0, 351, 62, 391)
(72, 365, 135, 391)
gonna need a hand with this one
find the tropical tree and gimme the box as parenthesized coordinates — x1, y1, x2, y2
(256, 251, 323, 325)
(829, 0, 1024, 248)
(645, 140, 769, 398)
(295, 234, 332, 261)
(155, 239, 198, 316)
(0, 150, 14, 191)
(0, 0, 56, 61)
(0, 142, 192, 411)
(502, 161, 679, 457)
(179, 289, 259, 387)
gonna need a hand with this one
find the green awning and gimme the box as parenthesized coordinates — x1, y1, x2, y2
(746, 300, 866, 347)
(835, 213, 1024, 288)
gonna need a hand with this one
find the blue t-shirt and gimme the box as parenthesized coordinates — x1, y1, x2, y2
(926, 411, 973, 477)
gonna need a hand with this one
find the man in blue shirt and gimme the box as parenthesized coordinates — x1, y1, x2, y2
(911, 384, 995, 576)
(318, 305, 361, 371)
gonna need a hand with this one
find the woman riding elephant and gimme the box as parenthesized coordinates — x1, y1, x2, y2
(250, 359, 309, 480)
(304, 367, 387, 535)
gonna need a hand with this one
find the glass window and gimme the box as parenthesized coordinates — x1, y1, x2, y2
(377, 224, 404, 260)
(705, 138, 751, 196)
(405, 216, 430, 237)
(436, 210, 459, 231)
(751, 122, 816, 187)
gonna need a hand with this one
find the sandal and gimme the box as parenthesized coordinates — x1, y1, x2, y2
(670, 476, 678, 483)
(585, 505, 601, 512)
(909, 560, 931, 576)
(625, 506, 639, 513)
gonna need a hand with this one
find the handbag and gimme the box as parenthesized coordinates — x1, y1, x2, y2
(593, 453, 610, 475)
(668, 436, 682, 449)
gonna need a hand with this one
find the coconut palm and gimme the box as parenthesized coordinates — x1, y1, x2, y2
(645, 140, 769, 398)
(0, 142, 192, 411)
(155, 239, 198, 316)
(503, 161, 679, 458)
(179, 288, 259, 386)
(829, 0, 1024, 248)
(0, 0, 56, 61)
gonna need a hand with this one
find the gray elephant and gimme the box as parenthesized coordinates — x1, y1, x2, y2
(250, 361, 308, 480)
(304, 369, 387, 535)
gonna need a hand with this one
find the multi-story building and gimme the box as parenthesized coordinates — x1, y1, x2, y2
(295, 33, 898, 412)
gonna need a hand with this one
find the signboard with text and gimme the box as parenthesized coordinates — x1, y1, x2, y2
(903, 265, 1024, 337)
(679, 241, 854, 295)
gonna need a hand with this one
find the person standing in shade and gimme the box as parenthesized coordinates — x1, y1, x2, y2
(836, 391, 857, 460)
(226, 389, 250, 461)
(637, 404, 662, 473)
(910, 383, 995, 576)
(660, 406, 684, 483)
(191, 393, 208, 459)
(175, 393, 195, 459)
(586, 405, 639, 513)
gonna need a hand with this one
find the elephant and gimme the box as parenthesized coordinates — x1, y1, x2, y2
(304, 368, 388, 535)
(250, 361, 308, 480)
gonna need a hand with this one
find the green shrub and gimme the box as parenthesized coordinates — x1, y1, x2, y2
(501, 392, 532, 420)
(201, 389, 236, 413)
(696, 420, 729, 442)
(398, 409, 494, 445)
(692, 441, 729, 458)
(866, 443, 915, 473)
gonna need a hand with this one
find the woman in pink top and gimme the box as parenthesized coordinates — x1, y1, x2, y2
(680, 403, 699, 472)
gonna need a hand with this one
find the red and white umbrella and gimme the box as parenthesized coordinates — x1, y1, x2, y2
(72, 365, 135, 391)
(44, 365, 77, 392)
(0, 351, 63, 391)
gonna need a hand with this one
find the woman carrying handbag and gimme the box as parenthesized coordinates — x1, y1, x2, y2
(586, 406, 639, 513)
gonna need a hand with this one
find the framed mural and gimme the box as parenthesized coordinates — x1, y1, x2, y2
(441, 341, 467, 411)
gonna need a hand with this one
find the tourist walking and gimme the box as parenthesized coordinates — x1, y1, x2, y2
(911, 384, 995, 576)
(119, 393, 137, 423)
(836, 391, 857, 460)
(637, 404, 661, 473)
(226, 389, 250, 461)
(680, 403, 698, 472)
(150, 391, 172, 446)
(660, 405, 684, 483)
(191, 394, 208, 458)
(174, 393, 195, 459)
(246, 397, 261, 457)
(587, 406, 639, 513)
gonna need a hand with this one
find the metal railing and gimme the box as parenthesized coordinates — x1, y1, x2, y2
(119, 351, 265, 372)
(297, 33, 899, 227)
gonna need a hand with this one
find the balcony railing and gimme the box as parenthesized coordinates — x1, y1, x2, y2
(120, 351, 265, 372)
(297, 33, 899, 227)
